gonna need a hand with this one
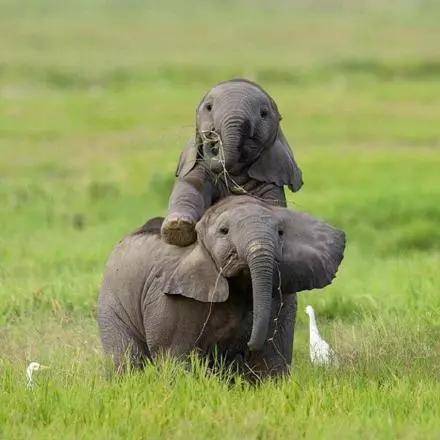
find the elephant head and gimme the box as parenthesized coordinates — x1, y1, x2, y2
(165, 196, 345, 351)
(176, 79, 303, 192)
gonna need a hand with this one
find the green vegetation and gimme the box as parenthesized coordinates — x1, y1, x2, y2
(1, 1, 439, 438)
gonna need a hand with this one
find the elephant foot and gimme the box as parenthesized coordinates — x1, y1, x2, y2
(161, 214, 197, 246)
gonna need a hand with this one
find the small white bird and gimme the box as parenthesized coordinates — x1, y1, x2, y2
(305, 305, 338, 366)
(26, 362, 49, 389)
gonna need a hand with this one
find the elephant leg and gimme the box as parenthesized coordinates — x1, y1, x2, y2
(143, 295, 208, 362)
(162, 170, 214, 246)
(245, 294, 297, 379)
(98, 304, 150, 373)
(254, 183, 287, 207)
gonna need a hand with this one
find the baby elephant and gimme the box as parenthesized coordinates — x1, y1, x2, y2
(161, 78, 303, 247)
(98, 196, 345, 378)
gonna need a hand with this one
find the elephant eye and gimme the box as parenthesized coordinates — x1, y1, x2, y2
(219, 226, 229, 235)
(260, 108, 268, 118)
(205, 103, 213, 112)
(278, 229, 284, 237)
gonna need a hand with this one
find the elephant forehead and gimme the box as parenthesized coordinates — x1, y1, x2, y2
(215, 204, 274, 225)
(210, 82, 267, 102)
(235, 211, 276, 228)
(203, 196, 272, 219)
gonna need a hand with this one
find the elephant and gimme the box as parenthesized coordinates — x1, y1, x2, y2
(98, 196, 345, 378)
(161, 78, 303, 247)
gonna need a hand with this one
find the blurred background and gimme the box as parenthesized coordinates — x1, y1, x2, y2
(2, 0, 439, 310)
(0, 1, 439, 435)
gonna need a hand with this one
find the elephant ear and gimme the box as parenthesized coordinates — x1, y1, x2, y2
(248, 128, 303, 192)
(164, 244, 229, 303)
(175, 137, 200, 177)
(276, 209, 345, 294)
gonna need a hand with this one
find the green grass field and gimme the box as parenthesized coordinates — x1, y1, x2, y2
(1, 1, 439, 438)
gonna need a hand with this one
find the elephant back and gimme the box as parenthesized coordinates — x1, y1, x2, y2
(100, 219, 190, 312)
(131, 216, 164, 236)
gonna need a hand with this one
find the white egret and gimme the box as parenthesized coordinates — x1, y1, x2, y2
(305, 305, 338, 366)
(26, 362, 49, 389)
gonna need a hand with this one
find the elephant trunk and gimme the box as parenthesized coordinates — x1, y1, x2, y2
(243, 224, 275, 351)
(219, 113, 252, 170)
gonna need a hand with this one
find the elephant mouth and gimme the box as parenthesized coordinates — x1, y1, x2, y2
(199, 131, 224, 172)
(221, 252, 247, 277)
(206, 154, 225, 173)
(199, 130, 262, 175)
(222, 253, 281, 281)
(200, 130, 221, 152)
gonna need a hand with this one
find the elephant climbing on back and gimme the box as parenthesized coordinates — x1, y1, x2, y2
(161, 78, 303, 247)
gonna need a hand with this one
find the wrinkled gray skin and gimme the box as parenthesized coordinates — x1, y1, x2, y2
(98, 196, 345, 378)
(161, 79, 303, 247)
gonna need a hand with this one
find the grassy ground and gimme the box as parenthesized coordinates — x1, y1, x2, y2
(1, 1, 440, 438)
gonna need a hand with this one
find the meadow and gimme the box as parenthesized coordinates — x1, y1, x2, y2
(0, 1, 439, 438)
